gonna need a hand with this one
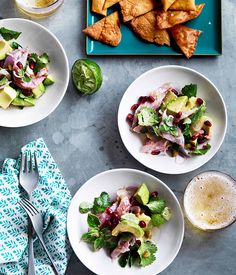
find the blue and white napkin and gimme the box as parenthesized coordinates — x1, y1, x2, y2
(0, 138, 72, 275)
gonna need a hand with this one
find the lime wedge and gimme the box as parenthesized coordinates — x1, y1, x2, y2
(72, 59, 103, 95)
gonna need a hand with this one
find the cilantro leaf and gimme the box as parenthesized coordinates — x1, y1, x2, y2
(137, 107, 159, 126)
(138, 241, 157, 267)
(11, 41, 22, 49)
(146, 198, 166, 214)
(151, 213, 166, 227)
(182, 84, 197, 98)
(23, 76, 31, 83)
(191, 144, 211, 155)
(81, 229, 100, 242)
(0, 76, 8, 86)
(79, 201, 93, 214)
(87, 213, 100, 228)
(159, 124, 178, 137)
(0, 27, 21, 41)
(93, 192, 111, 213)
(30, 52, 50, 73)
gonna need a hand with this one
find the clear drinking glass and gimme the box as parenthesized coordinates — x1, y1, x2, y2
(15, 0, 64, 18)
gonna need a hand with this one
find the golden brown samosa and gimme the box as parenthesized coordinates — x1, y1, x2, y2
(161, 0, 176, 11)
(170, 25, 202, 58)
(92, 0, 107, 16)
(119, 0, 158, 22)
(130, 11, 170, 46)
(103, 0, 121, 9)
(83, 12, 122, 46)
(170, 0, 196, 11)
(156, 4, 204, 29)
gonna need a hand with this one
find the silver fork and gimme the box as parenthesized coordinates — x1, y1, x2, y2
(19, 152, 39, 275)
(19, 198, 60, 275)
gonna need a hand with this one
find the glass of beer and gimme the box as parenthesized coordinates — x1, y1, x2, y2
(15, 0, 64, 18)
(184, 171, 236, 231)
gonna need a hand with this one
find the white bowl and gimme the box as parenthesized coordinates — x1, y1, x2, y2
(67, 168, 184, 275)
(0, 18, 69, 127)
(118, 65, 227, 174)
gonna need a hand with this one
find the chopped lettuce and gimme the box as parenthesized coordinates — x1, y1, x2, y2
(159, 124, 178, 137)
(30, 53, 50, 73)
(190, 104, 206, 124)
(146, 198, 166, 214)
(87, 213, 100, 228)
(151, 214, 166, 227)
(137, 107, 159, 126)
(79, 201, 93, 214)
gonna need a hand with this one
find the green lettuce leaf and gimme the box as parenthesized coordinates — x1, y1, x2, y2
(87, 213, 100, 228)
(191, 144, 211, 155)
(137, 107, 159, 126)
(146, 198, 166, 214)
(93, 192, 111, 213)
(182, 84, 197, 98)
(0, 27, 21, 41)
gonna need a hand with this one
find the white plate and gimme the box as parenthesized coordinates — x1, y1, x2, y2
(118, 66, 227, 174)
(67, 168, 184, 275)
(0, 18, 69, 127)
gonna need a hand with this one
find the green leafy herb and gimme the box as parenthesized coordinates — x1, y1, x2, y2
(11, 41, 22, 49)
(182, 84, 197, 98)
(151, 214, 166, 227)
(81, 229, 100, 242)
(146, 198, 166, 214)
(119, 252, 130, 268)
(137, 107, 159, 126)
(0, 76, 8, 86)
(159, 124, 178, 137)
(100, 228, 118, 249)
(93, 192, 111, 213)
(18, 69, 25, 78)
(162, 207, 172, 221)
(30, 52, 50, 73)
(191, 104, 206, 124)
(152, 126, 159, 136)
(0, 27, 21, 41)
(23, 76, 31, 83)
(79, 201, 93, 214)
(191, 144, 211, 155)
(137, 241, 157, 267)
(19, 93, 27, 99)
(94, 237, 105, 251)
(183, 118, 192, 125)
(183, 124, 191, 138)
(87, 213, 100, 228)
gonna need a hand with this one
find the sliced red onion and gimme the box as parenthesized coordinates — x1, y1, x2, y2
(37, 67, 48, 77)
(180, 107, 198, 120)
(161, 127, 185, 147)
(142, 138, 169, 154)
(0, 68, 11, 80)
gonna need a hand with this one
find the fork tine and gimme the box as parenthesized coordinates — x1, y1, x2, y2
(29, 152, 33, 172)
(34, 152, 38, 172)
(22, 198, 39, 214)
(19, 200, 35, 217)
(20, 152, 24, 173)
(24, 153, 28, 173)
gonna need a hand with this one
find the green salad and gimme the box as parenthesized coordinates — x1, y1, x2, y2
(126, 83, 213, 158)
(79, 183, 171, 268)
(0, 27, 54, 109)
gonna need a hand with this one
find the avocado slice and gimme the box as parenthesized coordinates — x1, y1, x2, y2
(32, 83, 46, 99)
(161, 91, 177, 111)
(137, 213, 151, 227)
(43, 75, 55, 86)
(191, 115, 211, 132)
(11, 97, 36, 107)
(184, 96, 198, 111)
(112, 220, 144, 238)
(167, 96, 188, 114)
(134, 183, 150, 205)
(0, 86, 17, 109)
(0, 40, 12, 60)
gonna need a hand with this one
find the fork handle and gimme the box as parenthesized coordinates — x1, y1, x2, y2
(37, 235, 60, 275)
(28, 217, 36, 275)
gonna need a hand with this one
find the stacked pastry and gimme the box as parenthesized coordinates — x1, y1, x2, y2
(83, 0, 205, 58)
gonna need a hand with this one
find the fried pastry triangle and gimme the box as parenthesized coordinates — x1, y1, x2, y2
(170, 0, 196, 11)
(103, 0, 121, 9)
(156, 4, 204, 29)
(130, 11, 170, 46)
(119, 0, 158, 22)
(161, 0, 176, 11)
(92, 0, 107, 16)
(170, 25, 202, 58)
(83, 11, 122, 46)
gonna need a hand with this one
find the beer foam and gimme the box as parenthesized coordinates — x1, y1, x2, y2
(184, 171, 236, 230)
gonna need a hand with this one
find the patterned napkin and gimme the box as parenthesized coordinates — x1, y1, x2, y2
(0, 138, 72, 275)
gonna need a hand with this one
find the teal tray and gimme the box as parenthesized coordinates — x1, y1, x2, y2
(86, 0, 222, 56)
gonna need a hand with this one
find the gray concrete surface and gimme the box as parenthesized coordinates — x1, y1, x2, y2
(1, 0, 235, 274)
